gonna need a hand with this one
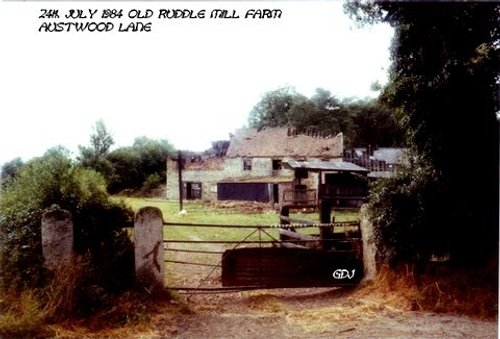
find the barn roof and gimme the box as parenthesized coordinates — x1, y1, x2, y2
(285, 160, 369, 173)
(225, 128, 343, 158)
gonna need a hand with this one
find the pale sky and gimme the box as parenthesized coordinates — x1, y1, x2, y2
(0, 1, 394, 165)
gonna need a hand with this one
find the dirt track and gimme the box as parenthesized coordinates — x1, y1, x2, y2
(151, 287, 497, 338)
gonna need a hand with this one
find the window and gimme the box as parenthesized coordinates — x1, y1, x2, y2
(183, 182, 202, 200)
(243, 158, 252, 171)
(272, 159, 282, 170)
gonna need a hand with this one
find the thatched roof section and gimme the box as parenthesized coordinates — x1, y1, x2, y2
(226, 128, 343, 158)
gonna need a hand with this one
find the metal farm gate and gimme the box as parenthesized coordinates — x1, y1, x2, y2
(162, 217, 364, 294)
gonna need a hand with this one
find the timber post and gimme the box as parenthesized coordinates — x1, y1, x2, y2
(319, 200, 334, 250)
(279, 205, 291, 241)
(280, 205, 290, 227)
(177, 150, 183, 212)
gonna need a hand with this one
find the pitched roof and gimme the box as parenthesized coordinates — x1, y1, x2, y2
(285, 160, 369, 173)
(226, 128, 343, 158)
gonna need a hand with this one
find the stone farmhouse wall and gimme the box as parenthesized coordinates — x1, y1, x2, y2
(166, 156, 339, 202)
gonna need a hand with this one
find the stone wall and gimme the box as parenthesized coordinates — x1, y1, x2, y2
(166, 156, 341, 202)
(166, 158, 227, 201)
(166, 157, 294, 201)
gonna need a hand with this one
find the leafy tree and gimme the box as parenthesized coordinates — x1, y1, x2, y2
(107, 147, 142, 193)
(347, 99, 404, 147)
(76, 121, 175, 194)
(249, 87, 404, 148)
(107, 136, 174, 193)
(288, 88, 344, 135)
(0, 147, 134, 294)
(287, 96, 325, 131)
(248, 87, 306, 130)
(132, 136, 174, 183)
(78, 120, 114, 181)
(347, 2, 499, 265)
(1, 157, 24, 189)
(142, 173, 163, 191)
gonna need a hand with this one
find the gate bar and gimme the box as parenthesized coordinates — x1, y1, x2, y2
(163, 221, 359, 229)
(165, 247, 224, 254)
(163, 238, 360, 244)
(165, 259, 221, 268)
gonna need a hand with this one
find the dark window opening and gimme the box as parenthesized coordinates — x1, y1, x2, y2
(295, 168, 308, 179)
(183, 181, 202, 200)
(243, 158, 252, 171)
(272, 184, 280, 204)
(272, 159, 282, 170)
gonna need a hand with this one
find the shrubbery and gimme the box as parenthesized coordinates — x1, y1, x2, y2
(368, 162, 445, 265)
(141, 173, 163, 192)
(369, 157, 497, 267)
(0, 147, 135, 311)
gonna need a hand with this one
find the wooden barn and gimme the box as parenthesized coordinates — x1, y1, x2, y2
(283, 160, 369, 209)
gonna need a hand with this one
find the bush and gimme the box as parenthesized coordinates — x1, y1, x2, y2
(368, 162, 449, 265)
(141, 173, 163, 191)
(0, 147, 135, 303)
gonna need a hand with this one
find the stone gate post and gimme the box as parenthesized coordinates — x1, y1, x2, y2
(360, 204, 377, 281)
(134, 207, 165, 289)
(41, 209, 74, 269)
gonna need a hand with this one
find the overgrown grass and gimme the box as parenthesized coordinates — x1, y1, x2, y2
(0, 291, 47, 337)
(0, 257, 175, 338)
(355, 262, 498, 319)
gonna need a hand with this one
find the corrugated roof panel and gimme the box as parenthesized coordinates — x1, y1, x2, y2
(285, 160, 369, 173)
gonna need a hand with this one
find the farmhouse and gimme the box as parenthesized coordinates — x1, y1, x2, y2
(166, 127, 344, 204)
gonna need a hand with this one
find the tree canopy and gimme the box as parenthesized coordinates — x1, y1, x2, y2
(75, 121, 175, 194)
(1, 157, 24, 189)
(248, 87, 404, 148)
(77, 120, 115, 182)
(248, 87, 306, 131)
(347, 2, 499, 265)
(107, 136, 175, 193)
